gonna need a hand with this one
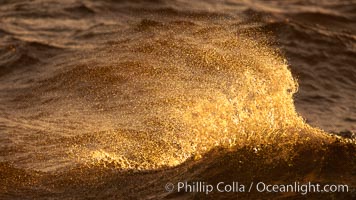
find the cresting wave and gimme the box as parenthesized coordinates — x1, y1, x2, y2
(32, 21, 309, 170)
(0, 1, 355, 199)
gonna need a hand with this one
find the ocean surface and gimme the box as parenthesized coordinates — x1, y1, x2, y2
(0, 0, 355, 199)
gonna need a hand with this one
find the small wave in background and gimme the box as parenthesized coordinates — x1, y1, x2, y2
(0, 0, 355, 199)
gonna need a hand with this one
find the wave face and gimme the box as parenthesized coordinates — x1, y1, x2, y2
(0, 0, 355, 199)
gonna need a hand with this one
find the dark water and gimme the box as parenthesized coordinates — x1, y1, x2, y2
(0, 0, 355, 199)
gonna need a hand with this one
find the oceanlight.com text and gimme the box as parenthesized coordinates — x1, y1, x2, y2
(165, 181, 349, 195)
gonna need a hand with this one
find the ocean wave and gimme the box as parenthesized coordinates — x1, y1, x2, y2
(0, 0, 355, 199)
(1, 137, 354, 199)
